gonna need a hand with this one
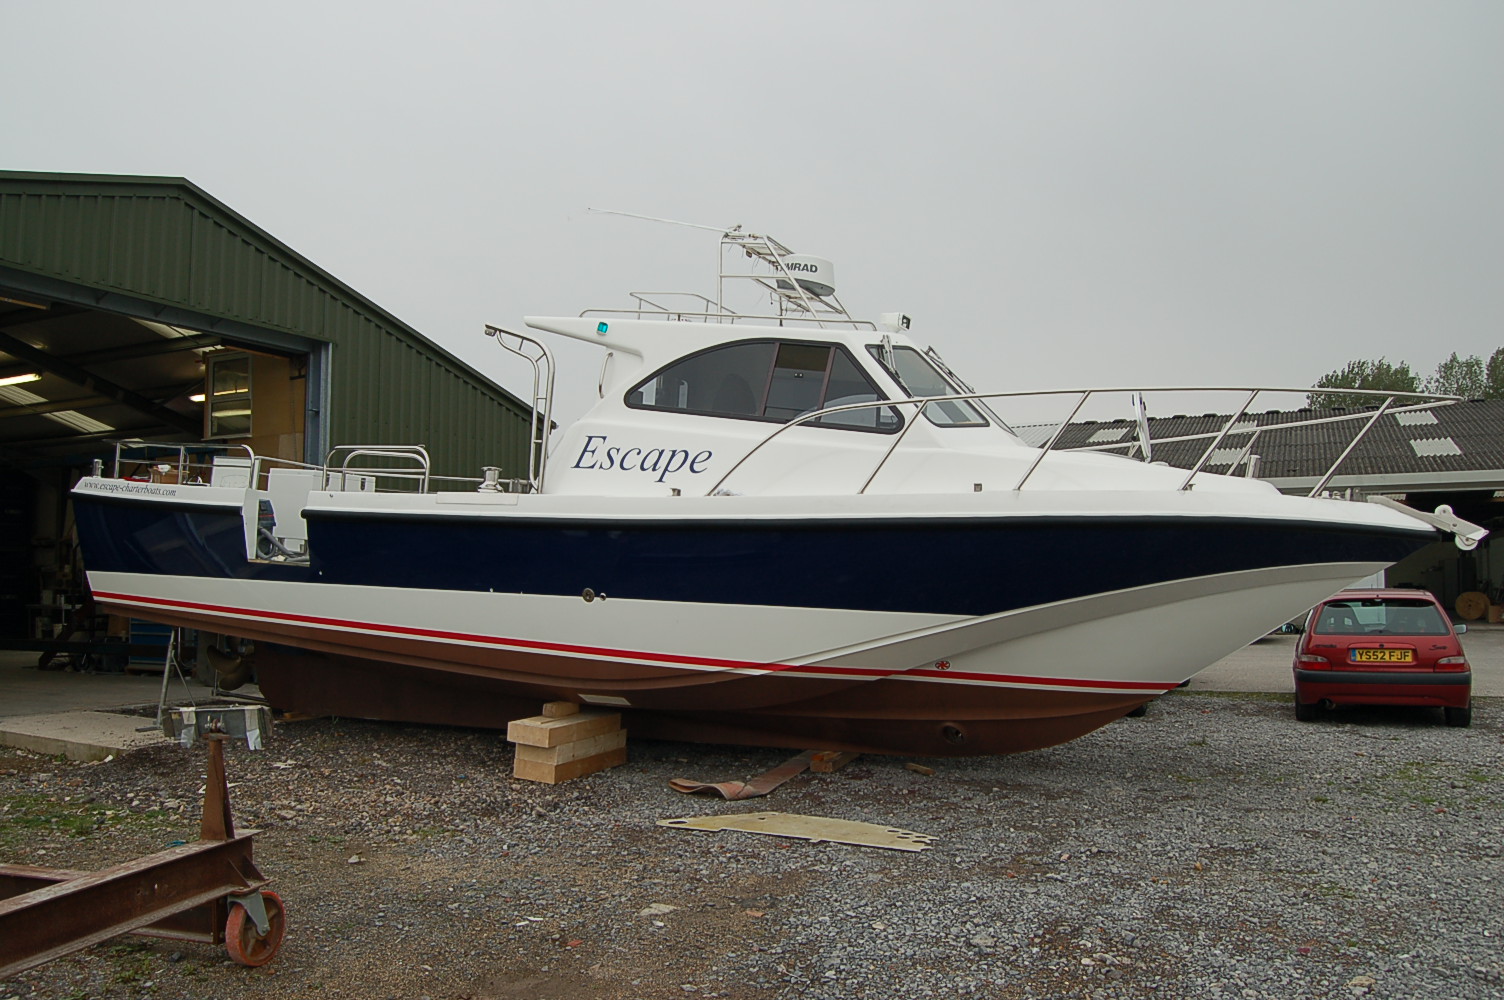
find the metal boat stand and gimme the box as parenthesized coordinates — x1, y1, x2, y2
(0, 728, 286, 979)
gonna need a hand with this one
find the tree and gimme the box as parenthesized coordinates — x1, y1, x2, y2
(1424, 352, 1487, 398)
(1308, 358, 1419, 408)
(1483, 347, 1504, 399)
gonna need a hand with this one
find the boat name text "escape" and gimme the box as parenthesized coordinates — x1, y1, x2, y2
(571, 435, 713, 482)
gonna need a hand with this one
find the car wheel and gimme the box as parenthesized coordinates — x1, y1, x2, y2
(1294, 699, 1321, 722)
(1444, 704, 1472, 728)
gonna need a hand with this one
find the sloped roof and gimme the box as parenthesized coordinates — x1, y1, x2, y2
(0, 170, 533, 476)
(1037, 398, 1504, 493)
(0, 170, 526, 411)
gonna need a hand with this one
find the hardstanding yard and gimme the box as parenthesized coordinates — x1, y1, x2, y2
(1, 685, 1499, 1000)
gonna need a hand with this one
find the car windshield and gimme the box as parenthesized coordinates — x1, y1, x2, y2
(1311, 598, 1451, 636)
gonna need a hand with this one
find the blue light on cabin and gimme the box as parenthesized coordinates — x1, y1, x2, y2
(597, 322, 609, 334)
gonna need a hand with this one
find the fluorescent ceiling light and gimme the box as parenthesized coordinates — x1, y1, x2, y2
(0, 373, 41, 386)
(189, 393, 206, 403)
(46, 411, 114, 434)
(0, 385, 45, 405)
(0, 384, 115, 432)
(133, 319, 203, 339)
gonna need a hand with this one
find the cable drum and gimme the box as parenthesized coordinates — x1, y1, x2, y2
(1454, 591, 1488, 621)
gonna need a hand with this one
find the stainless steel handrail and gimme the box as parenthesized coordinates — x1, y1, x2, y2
(248, 454, 325, 491)
(855, 400, 932, 495)
(1306, 398, 1396, 497)
(624, 292, 730, 321)
(1176, 390, 1260, 491)
(704, 385, 1460, 497)
(1013, 391, 1091, 491)
(104, 441, 450, 494)
(701, 397, 917, 496)
(579, 308, 878, 330)
(1067, 399, 1451, 454)
(487, 325, 555, 493)
(110, 440, 254, 481)
(324, 445, 432, 493)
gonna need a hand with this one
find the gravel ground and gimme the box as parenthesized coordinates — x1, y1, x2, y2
(1, 691, 1500, 1000)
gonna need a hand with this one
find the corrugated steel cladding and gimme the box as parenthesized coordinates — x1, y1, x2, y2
(0, 172, 530, 480)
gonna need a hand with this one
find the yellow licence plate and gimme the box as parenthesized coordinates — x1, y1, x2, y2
(1351, 648, 1413, 663)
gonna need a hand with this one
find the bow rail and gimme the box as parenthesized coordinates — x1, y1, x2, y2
(704, 385, 1460, 498)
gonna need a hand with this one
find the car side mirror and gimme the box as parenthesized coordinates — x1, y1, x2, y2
(1455, 623, 1468, 634)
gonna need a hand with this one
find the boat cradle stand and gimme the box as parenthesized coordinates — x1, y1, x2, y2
(0, 728, 286, 979)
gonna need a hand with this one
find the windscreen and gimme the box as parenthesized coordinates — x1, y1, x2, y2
(867, 345, 988, 427)
(1311, 598, 1450, 636)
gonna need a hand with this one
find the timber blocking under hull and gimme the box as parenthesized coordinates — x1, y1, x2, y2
(507, 704, 626, 784)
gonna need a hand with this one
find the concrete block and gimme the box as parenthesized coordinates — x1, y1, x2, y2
(0, 711, 170, 762)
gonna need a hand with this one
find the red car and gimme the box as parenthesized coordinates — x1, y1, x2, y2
(1293, 589, 1472, 727)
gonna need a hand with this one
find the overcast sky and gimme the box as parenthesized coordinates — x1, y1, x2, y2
(4, 1, 1501, 425)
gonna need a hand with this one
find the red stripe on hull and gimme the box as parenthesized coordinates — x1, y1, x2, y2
(94, 590, 1175, 698)
(96, 600, 864, 711)
(92, 589, 893, 679)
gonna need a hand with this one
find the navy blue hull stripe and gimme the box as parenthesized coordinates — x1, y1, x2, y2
(75, 495, 1434, 617)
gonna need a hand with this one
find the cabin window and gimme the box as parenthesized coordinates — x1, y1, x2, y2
(867, 345, 988, 427)
(816, 350, 900, 430)
(763, 343, 830, 419)
(627, 340, 899, 432)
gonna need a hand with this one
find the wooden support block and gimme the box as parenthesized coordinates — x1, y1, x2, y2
(542, 701, 580, 718)
(515, 730, 626, 766)
(507, 710, 620, 748)
(809, 750, 861, 773)
(513, 745, 627, 784)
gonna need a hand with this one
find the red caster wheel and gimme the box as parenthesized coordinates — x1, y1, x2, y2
(225, 890, 286, 967)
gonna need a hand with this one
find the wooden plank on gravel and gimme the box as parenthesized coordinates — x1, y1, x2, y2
(514, 729, 626, 766)
(506, 710, 620, 748)
(810, 751, 860, 773)
(513, 746, 627, 784)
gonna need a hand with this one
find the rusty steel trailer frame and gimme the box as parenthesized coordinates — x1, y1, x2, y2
(0, 733, 285, 979)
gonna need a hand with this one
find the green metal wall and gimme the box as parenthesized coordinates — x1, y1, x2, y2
(0, 171, 531, 481)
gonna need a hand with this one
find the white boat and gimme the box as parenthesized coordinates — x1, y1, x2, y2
(70, 227, 1484, 756)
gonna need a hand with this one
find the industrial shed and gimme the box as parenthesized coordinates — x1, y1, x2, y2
(0, 170, 533, 645)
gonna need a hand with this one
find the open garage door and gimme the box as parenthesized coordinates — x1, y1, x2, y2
(0, 292, 322, 647)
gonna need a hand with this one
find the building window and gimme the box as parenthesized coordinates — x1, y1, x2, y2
(205, 353, 252, 438)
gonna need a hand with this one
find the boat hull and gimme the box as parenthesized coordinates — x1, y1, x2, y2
(87, 559, 1404, 756)
(73, 482, 1440, 755)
